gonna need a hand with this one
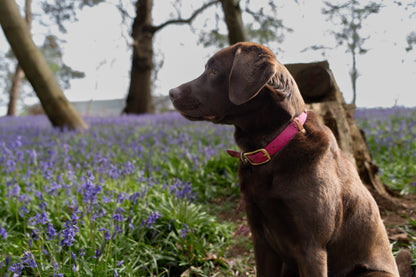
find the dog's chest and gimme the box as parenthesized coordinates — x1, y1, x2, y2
(238, 163, 276, 197)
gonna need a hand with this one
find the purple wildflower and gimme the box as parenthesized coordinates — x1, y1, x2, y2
(60, 221, 79, 247)
(117, 192, 128, 204)
(116, 260, 124, 266)
(80, 177, 102, 211)
(21, 251, 37, 268)
(93, 248, 102, 259)
(0, 225, 7, 239)
(29, 211, 50, 226)
(42, 248, 49, 256)
(46, 223, 57, 240)
(31, 228, 39, 241)
(112, 213, 124, 222)
(169, 180, 195, 201)
(8, 263, 23, 276)
(99, 228, 111, 240)
(78, 248, 86, 257)
(180, 223, 189, 238)
(141, 211, 161, 229)
(8, 183, 20, 197)
(19, 206, 29, 217)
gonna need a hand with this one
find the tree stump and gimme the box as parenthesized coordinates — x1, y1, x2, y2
(285, 61, 394, 203)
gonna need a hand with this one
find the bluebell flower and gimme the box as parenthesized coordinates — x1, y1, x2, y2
(0, 225, 7, 239)
(8, 263, 23, 276)
(46, 223, 57, 240)
(116, 207, 126, 214)
(93, 248, 102, 259)
(117, 192, 128, 204)
(99, 228, 111, 240)
(128, 223, 134, 230)
(116, 260, 124, 266)
(5, 159, 16, 175)
(142, 211, 161, 229)
(31, 228, 39, 241)
(39, 200, 48, 210)
(21, 251, 37, 268)
(169, 180, 195, 201)
(108, 164, 120, 179)
(5, 256, 11, 267)
(92, 207, 107, 221)
(42, 248, 49, 256)
(103, 194, 113, 203)
(29, 211, 50, 226)
(112, 213, 124, 222)
(34, 190, 43, 200)
(122, 160, 136, 176)
(8, 183, 20, 197)
(60, 221, 79, 247)
(180, 223, 189, 238)
(80, 177, 102, 210)
(19, 206, 29, 217)
(17, 194, 31, 205)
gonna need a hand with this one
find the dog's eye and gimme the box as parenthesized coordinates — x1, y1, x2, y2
(208, 68, 218, 75)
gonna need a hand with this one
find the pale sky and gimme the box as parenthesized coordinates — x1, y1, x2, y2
(1, 0, 415, 115)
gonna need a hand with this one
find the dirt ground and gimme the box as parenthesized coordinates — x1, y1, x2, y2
(378, 193, 416, 245)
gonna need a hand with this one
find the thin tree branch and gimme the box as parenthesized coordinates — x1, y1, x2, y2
(151, 0, 220, 33)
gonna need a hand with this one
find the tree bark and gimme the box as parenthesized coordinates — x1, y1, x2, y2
(285, 61, 392, 202)
(7, 64, 24, 116)
(220, 0, 247, 44)
(0, 0, 87, 130)
(123, 0, 154, 114)
(7, 0, 31, 116)
(123, 0, 219, 114)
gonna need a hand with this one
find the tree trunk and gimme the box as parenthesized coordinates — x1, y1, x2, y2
(7, 0, 31, 116)
(123, 0, 154, 114)
(7, 64, 24, 116)
(0, 0, 87, 130)
(350, 49, 357, 105)
(220, 0, 247, 44)
(285, 61, 394, 205)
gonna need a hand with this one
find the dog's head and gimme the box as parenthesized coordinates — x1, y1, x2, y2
(169, 42, 305, 125)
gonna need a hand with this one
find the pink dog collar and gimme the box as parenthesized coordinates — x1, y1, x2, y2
(227, 111, 308, 166)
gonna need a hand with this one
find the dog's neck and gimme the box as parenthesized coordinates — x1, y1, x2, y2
(232, 89, 305, 152)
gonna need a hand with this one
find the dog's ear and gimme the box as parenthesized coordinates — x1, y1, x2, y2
(229, 47, 277, 105)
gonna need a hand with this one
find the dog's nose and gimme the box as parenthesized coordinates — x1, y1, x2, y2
(169, 88, 181, 101)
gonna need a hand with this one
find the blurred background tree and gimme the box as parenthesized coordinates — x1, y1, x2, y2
(322, 0, 382, 105)
(0, 0, 88, 130)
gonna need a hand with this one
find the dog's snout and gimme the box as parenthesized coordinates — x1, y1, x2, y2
(169, 88, 181, 101)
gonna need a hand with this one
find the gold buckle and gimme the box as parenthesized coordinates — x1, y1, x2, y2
(241, 148, 271, 166)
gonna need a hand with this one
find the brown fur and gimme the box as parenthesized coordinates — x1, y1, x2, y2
(170, 42, 403, 277)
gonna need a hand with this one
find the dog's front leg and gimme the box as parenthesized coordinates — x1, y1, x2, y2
(296, 246, 328, 277)
(251, 233, 283, 277)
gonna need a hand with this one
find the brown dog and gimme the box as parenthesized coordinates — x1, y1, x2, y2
(169, 42, 401, 276)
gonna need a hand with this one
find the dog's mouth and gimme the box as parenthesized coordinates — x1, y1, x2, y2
(180, 112, 222, 123)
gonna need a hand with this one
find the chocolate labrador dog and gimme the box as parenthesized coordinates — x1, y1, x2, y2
(169, 42, 403, 277)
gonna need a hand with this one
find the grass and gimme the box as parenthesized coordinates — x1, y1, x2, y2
(0, 107, 415, 276)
